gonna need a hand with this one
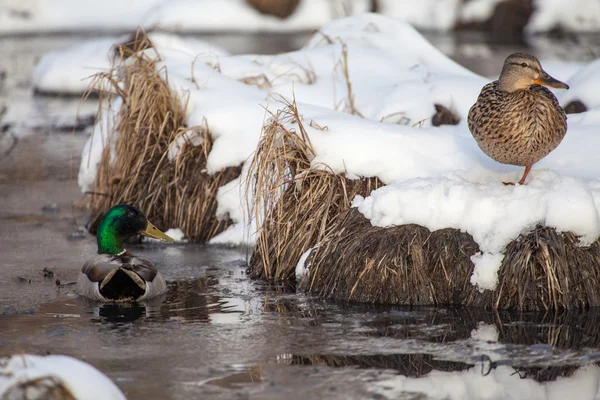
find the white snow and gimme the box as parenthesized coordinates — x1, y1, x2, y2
(460, 0, 504, 23)
(78, 96, 122, 193)
(165, 228, 186, 242)
(32, 37, 117, 95)
(0, 0, 164, 34)
(209, 173, 256, 246)
(378, 0, 460, 31)
(528, 0, 600, 33)
(560, 58, 600, 110)
(0, 354, 126, 400)
(167, 129, 205, 162)
(32, 33, 229, 96)
(143, 0, 353, 33)
(295, 247, 316, 282)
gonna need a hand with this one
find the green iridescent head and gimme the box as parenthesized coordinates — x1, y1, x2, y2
(96, 204, 174, 255)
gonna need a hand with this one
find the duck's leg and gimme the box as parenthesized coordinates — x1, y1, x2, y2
(502, 165, 532, 186)
(517, 165, 532, 185)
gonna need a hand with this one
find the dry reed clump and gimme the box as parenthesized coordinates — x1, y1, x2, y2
(305, 208, 480, 305)
(248, 97, 383, 281)
(85, 33, 241, 241)
(305, 208, 600, 310)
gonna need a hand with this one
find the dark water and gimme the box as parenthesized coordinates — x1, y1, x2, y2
(3, 244, 600, 399)
(2, 31, 600, 399)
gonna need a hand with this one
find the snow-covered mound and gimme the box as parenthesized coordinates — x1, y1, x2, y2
(32, 32, 229, 95)
(0, 354, 126, 400)
(80, 13, 600, 291)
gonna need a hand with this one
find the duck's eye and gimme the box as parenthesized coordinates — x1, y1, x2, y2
(127, 211, 136, 217)
(521, 62, 528, 68)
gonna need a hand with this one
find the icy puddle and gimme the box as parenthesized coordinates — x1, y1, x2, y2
(1, 245, 600, 399)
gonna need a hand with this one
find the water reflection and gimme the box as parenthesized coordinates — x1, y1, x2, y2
(75, 277, 247, 324)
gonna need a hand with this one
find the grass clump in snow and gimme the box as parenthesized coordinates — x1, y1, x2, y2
(304, 208, 600, 310)
(305, 207, 479, 305)
(85, 31, 241, 242)
(248, 97, 382, 281)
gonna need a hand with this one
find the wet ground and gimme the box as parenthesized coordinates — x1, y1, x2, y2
(2, 32, 600, 399)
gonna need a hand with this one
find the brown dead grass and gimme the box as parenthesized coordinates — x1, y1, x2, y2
(248, 96, 382, 280)
(306, 208, 479, 305)
(305, 208, 600, 310)
(85, 30, 241, 241)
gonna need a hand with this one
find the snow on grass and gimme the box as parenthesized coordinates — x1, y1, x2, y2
(75, 13, 600, 291)
(0, 354, 126, 400)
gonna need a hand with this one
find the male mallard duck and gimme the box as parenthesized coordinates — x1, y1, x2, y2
(468, 53, 569, 185)
(75, 204, 174, 302)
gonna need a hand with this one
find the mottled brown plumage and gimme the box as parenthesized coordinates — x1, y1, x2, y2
(468, 53, 569, 185)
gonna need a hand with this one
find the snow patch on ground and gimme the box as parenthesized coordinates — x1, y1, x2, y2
(0, 354, 126, 400)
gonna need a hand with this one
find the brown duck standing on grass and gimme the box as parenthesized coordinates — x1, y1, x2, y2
(468, 53, 569, 185)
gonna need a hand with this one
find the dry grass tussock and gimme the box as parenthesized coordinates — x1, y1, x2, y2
(248, 96, 383, 281)
(85, 31, 241, 241)
(305, 208, 600, 310)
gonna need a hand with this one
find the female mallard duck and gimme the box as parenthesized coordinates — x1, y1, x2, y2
(75, 204, 174, 302)
(468, 53, 569, 185)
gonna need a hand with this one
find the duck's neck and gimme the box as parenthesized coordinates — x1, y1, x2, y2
(498, 74, 530, 93)
(97, 221, 125, 255)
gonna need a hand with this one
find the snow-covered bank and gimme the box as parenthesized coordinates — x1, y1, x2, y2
(4, 0, 600, 34)
(78, 13, 600, 295)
